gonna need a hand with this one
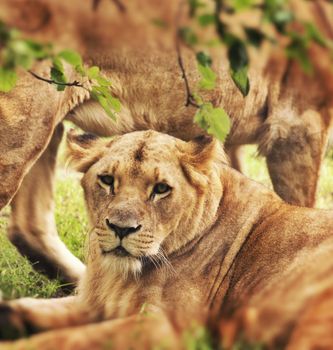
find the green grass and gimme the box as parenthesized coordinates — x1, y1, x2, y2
(0, 170, 87, 300)
(1, 145, 333, 299)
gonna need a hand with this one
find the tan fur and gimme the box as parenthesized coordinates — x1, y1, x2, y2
(0, 0, 332, 282)
(1, 130, 333, 349)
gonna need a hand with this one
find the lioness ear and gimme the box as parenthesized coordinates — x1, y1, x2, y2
(66, 131, 108, 173)
(184, 135, 217, 169)
(179, 135, 221, 190)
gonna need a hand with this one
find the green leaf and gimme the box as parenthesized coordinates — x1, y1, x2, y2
(9, 40, 31, 55)
(192, 92, 203, 105)
(274, 10, 293, 26)
(286, 31, 312, 74)
(270, 10, 293, 33)
(227, 39, 250, 96)
(244, 27, 265, 47)
(107, 95, 121, 112)
(0, 68, 17, 92)
(262, 0, 294, 33)
(198, 14, 215, 27)
(228, 39, 249, 71)
(178, 27, 198, 46)
(50, 67, 65, 82)
(194, 107, 210, 131)
(87, 66, 100, 79)
(0, 21, 10, 43)
(24, 39, 50, 58)
(95, 75, 112, 87)
(305, 22, 327, 48)
(92, 91, 116, 120)
(91, 86, 120, 120)
(286, 40, 312, 74)
(194, 103, 230, 142)
(51, 57, 67, 91)
(50, 69, 65, 91)
(58, 50, 82, 69)
(188, 0, 206, 17)
(205, 38, 222, 47)
(233, 0, 254, 10)
(7, 40, 37, 69)
(215, 19, 227, 42)
(196, 51, 212, 67)
(93, 85, 110, 95)
(15, 54, 33, 70)
(198, 63, 216, 90)
(52, 56, 65, 74)
(207, 107, 230, 142)
(230, 66, 250, 96)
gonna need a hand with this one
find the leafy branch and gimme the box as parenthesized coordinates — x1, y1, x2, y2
(174, 0, 333, 142)
(27, 70, 84, 88)
(0, 21, 120, 120)
(176, 2, 230, 143)
(175, 3, 199, 109)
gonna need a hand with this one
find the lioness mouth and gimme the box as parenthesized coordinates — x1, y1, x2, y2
(102, 246, 131, 258)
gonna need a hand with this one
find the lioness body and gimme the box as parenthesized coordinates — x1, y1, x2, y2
(0, 0, 332, 283)
(1, 131, 333, 349)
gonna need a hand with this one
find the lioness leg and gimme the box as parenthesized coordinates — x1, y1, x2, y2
(259, 109, 330, 207)
(225, 145, 244, 173)
(7, 124, 85, 284)
(0, 296, 93, 340)
(0, 311, 180, 350)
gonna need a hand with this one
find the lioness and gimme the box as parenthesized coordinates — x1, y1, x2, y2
(1, 0, 333, 285)
(0, 130, 333, 349)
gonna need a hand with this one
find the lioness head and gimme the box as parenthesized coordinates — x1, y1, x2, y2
(67, 130, 225, 277)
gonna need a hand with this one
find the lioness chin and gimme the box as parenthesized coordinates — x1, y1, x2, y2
(0, 130, 333, 350)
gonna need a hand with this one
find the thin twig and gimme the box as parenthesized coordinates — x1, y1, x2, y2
(28, 70, 84, 88)
(175, 2, 199, 108)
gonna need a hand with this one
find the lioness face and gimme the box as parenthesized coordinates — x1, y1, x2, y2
(68, 130, 221, 276)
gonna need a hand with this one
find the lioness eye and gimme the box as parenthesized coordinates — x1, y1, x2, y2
(153, 183, 171, 195)
(98, 175, 114, 187)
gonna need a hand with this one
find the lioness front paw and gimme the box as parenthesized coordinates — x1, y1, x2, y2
(0, 303, 27, 340)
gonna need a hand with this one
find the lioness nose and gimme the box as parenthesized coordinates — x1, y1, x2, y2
(106, 219, 141, 239)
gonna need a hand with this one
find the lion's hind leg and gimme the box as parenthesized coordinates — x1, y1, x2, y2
(7, 124, 85, 284)
(258, 108, 330, 207)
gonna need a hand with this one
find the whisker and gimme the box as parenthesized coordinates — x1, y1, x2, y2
(148, 255, 160, 270)
(158, 248, 176, 276)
